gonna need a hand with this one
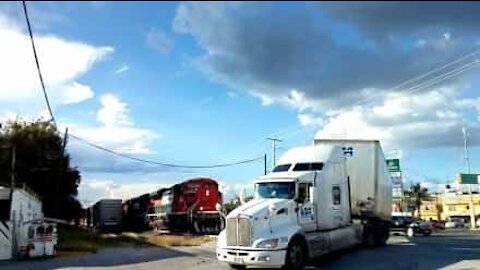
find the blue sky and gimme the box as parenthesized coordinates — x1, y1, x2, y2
(1, 1, 480, 204)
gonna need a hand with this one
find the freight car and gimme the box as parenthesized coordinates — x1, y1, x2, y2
(122, 193, 151, 232)
(91, 199, 123, 232)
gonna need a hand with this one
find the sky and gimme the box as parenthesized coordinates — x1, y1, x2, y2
(1, 1, 480, 205)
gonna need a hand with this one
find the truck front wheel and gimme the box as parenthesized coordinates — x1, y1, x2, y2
(285, 238, 306, 270)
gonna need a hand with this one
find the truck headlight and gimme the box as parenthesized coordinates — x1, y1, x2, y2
(256, 239, 279, 249)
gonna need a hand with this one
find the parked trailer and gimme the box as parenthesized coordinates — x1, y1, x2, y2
(92, 199, 123, 232)
(0, 187, 58, 260)
(217, 140, 392, 269)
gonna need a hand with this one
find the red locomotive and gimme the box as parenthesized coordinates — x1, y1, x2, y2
(126, 178, 224, 234)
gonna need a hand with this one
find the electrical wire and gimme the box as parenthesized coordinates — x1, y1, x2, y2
(21, 1, 264, 170)
(22, 1, 56, 125)
(69, 134, 264, 168)
(351, 49, 480, 108)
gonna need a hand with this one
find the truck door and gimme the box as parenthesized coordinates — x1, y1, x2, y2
(331, 185, 344, 226)
(297, 183, 316, 232)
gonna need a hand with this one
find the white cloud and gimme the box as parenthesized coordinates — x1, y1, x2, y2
(146, 29, 174, 53)
(0, 14, 112, 115)
(78, 179, 167, 206)
(97, 94, 132, 126)
(59, 82, 95, 104)
(114, 65, 129, 74)
(314, 85, 480, 150)
(298, 113, 323, 127)
(219, 181, 254, 202)
(69, 94, 157, 155)
(249, 91, 275, 106)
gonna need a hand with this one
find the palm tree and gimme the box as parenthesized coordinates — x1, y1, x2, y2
(404, 183, 430, 219)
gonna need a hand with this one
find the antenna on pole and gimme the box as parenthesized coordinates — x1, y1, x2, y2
(266, 137, 282, 169)
(462, 127, 476, 229)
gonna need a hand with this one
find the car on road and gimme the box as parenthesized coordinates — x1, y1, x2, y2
(445, 218, 465, 228)
(431, 220, 445, 231)
(390, 216, 432, 237)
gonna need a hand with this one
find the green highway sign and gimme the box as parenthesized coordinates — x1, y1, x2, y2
(457, 173, 479, 184)
(386, 159, 400, 173)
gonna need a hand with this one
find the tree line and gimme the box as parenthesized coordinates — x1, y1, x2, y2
(0, 119, 82, 222)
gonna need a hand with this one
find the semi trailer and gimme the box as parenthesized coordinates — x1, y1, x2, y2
(216, 139, 392, 269)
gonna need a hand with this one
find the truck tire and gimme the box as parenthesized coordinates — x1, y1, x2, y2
(363, 226, 376, 248)
(375, 223, 390, 246)
(228, 264, 246, 270)
(285, 237, 307, 270)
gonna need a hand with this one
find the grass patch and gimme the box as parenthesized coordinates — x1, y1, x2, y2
(57, 226, 101, 253)
(146, 234, 212, 247)
(57, 226, 212, 254)
(57, 227, 148, 253)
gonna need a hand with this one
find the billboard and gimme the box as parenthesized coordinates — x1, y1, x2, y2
(456, 173, 479, 185)
(391, 175, 403, 186)
(386, 159, 400, 173)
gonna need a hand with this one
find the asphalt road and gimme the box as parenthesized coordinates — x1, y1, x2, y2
(1, 230, 479, 270)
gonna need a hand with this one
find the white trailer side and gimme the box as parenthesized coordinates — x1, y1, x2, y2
(313, 139, 392, 221)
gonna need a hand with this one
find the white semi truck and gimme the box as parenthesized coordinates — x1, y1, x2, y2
(216, 139, 392, 269)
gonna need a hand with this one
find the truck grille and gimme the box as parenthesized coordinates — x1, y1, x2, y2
(226, 217, 251, 247)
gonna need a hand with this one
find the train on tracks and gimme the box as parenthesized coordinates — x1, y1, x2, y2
(122, 178, 224, 234)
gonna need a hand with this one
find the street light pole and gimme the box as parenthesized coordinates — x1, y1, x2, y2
(462, 127, 476, 229)
(266, 137, 282, 169)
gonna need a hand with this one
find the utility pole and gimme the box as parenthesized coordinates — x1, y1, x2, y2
(264, 153, 267, 175)
(266, 137, 282, 168)
(10, 144, 16, 193)
(57, 128, 68, 194)
(462, 127, 476, 229)
(9, 143, 16, 259)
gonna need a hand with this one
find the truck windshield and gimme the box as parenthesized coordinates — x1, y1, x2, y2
(255, 182, 295, 199)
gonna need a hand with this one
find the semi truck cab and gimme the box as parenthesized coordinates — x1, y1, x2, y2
(217, 141, 391, 269)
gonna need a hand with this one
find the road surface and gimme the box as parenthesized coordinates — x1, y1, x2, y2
(1, 230, 479, 270)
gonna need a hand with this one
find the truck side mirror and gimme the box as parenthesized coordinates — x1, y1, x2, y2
(215, 203, 222, 212)
(294, 197, 304, 204)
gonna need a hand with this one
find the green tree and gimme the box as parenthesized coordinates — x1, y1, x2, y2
(223, 195, 254, 214)
(0, 119, 82, 221)
(223, 197, 241, 214)
(404, 183, 430, 219)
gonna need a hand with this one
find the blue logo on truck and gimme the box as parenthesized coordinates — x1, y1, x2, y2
(342, 146, 353, 157)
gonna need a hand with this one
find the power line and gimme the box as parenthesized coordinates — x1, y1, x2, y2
(404, 60, 480, 94)
(22, 1, 56, 125)
(69, 134, 263, 169)
(350, 48, 480, 110)
(21, 1, 264, 170)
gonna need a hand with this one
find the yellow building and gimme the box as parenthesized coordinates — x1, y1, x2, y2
(417, 199, 442, 221)
(441, 193, 480, 222)
(393, 193, 480, 222)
